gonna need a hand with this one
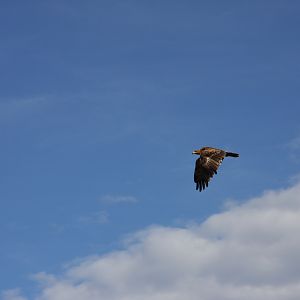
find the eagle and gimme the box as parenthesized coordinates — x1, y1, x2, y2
(192, 146, 239, 192)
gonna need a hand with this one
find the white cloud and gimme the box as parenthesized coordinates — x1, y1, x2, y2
(1, 289, 28, 300)
(100, 195, 138, 204)
(5, 183, 300, 300)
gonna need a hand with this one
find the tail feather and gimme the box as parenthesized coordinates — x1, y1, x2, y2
(225, 152, 239, 157)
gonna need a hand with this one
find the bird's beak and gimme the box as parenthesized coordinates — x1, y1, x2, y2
(192, 150, 200, 155)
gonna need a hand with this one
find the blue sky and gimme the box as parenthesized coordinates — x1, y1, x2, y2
(1, 1, 300, 299)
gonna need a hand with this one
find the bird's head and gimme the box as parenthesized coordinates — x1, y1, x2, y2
(192, 149, 202, 155)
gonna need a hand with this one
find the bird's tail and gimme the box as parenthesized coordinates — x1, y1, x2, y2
(225, 152, 239, 157)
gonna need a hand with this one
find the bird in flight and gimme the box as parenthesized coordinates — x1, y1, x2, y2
(192, 146, 239, 192)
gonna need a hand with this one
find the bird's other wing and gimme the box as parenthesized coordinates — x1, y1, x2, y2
(210, 150, 226, 165)
(200, 147, 224, 158)
(194, 153, 225, 192)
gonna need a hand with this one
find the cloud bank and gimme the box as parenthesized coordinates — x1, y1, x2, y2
(4, 183, 300, 300)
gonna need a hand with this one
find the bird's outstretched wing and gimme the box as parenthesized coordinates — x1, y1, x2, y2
(194, 151, 226, 192)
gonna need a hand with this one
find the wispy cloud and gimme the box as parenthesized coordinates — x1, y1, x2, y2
(78, 210, 109, 225)
(288, 136, 300, 151)
(100, 195, 138, 204)
(6, 181, 300, 300)
(286, 135, 300, 162)
(0, 96, 49, 123)
(1, 289, 27, 300)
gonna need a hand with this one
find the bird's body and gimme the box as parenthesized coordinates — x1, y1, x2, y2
(192, 146, 239, 192)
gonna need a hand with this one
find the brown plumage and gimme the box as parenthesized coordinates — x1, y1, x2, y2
(192, 146, 239, 192)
